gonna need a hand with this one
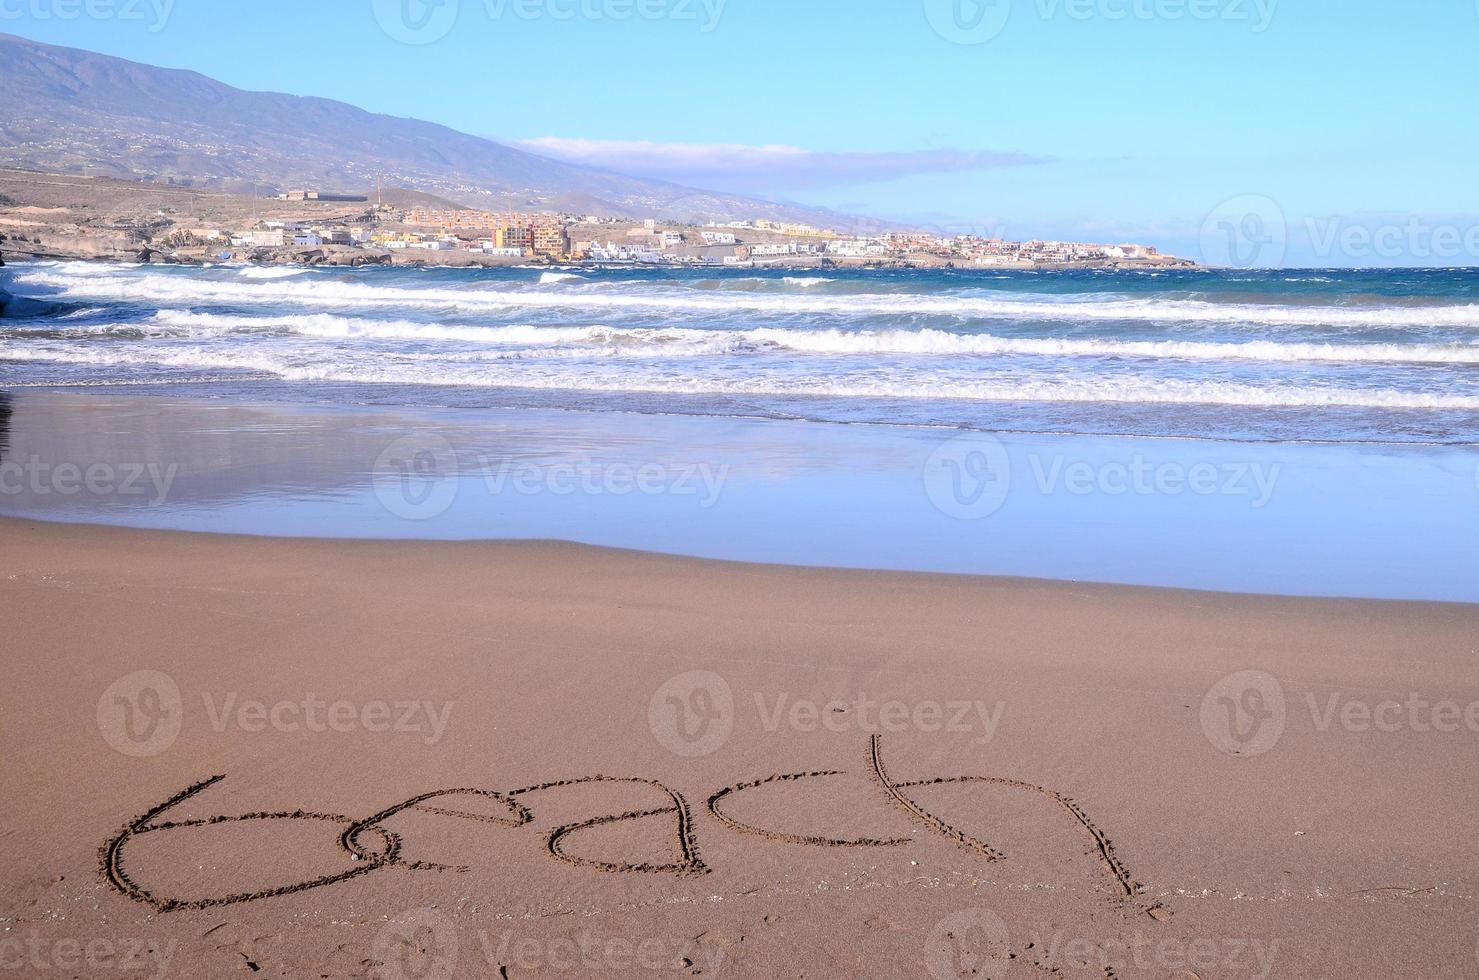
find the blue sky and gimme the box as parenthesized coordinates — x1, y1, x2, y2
(7, 0, 1479, 264)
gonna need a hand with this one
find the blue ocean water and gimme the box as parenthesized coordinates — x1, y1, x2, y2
(3, 260, 1479, 444)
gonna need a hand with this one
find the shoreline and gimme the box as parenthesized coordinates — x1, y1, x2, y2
(0, 246, 1198, 272)
(1, 388, 1475, 603)
(8, 513, 1477, 610)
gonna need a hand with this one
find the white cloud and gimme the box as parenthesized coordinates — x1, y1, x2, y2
(507, 137, 1050, 192)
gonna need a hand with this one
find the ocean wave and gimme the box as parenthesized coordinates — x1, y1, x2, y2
(8, 342, 1479, 410)
(101, 313, 1479, 365)
(18, 266, 1479, 328)
(236, 266, 307, 279)
(143, 311, 728, 352)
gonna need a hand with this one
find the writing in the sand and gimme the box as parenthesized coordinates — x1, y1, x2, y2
(101, 735, 1135, 912)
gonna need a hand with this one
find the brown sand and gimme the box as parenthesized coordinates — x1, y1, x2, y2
(1, 517, 1476, 978)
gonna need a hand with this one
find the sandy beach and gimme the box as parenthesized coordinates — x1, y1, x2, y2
(3, 516, 1477, 978)
(5, 6, 1478, 978)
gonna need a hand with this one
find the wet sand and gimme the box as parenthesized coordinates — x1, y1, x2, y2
(2, 517, 1477, 978)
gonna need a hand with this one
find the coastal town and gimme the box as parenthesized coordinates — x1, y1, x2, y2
(0, 169, 1193, 270)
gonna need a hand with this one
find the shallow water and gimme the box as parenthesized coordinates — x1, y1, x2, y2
(2, 390, 1475, 602)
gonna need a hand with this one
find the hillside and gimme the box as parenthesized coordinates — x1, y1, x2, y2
(0, 32, 854, 227)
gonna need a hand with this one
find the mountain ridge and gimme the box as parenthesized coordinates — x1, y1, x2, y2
(0, 32, 867, 228)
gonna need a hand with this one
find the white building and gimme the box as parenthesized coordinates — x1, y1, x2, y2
(826, 238, 887, 257)
(234, 228, 285, 247)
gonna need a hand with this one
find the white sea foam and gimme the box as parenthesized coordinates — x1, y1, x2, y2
(8, 263, 1479, 435)
(19, 266, 1479, 328)
(121, 312, 1479, 365)
(8, 341, 1479, 411)
(236, 266, 307, 279)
